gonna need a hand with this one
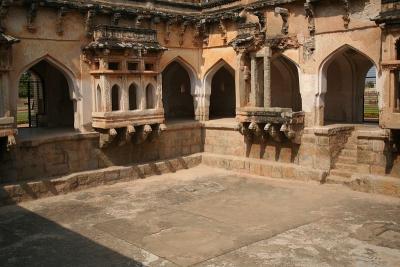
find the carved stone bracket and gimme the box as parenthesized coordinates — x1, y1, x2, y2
(236, 108, 305, 144)
(85, 10, 96, 37)
(26, 1, 38, 33)
(0, 0, 11, 32)
(304, 1, 315, 36)
(219, 19, 228, 44)
(274, 7, 289, 35)
(179, 21, 189, 47)
(266, 35, 300, 51)
(342, 0, 350, 28)
(164, 19, 173, 44)
(56, 7, 67, 36)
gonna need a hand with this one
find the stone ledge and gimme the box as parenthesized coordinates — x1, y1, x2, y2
(0, 153, 203, 206)
(312, 125, 355, 136)
(342, 174, 400, 199)
(201, 152, 328, 182)
(18, 131, 99, 147)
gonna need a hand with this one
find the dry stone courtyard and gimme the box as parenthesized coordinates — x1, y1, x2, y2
(1, 166, 399, 267)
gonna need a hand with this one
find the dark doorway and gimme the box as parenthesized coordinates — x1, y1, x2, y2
(162, 62, 194, 119)
(17, 60, 74, 128)
(209, 66, 235, 118)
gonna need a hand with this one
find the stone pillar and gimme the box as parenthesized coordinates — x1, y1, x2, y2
(250, 54, 257, 107)
(235, 52, 246, 108)
(264, 46, 272, 108)
(156, 73, 163, 109)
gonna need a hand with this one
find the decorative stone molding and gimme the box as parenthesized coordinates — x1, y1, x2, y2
(179, 21, 189, 46)
(218, 19, 228, 44)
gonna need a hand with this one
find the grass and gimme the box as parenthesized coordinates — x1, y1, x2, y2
(17, 111, 29, 124)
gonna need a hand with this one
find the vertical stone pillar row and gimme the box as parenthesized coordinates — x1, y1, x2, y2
(264, 46, 272, 108)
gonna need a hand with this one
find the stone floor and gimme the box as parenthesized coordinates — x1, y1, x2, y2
(1, 165, 400, 267)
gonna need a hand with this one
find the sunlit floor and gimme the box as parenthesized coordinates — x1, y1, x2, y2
(0, 166, 399, 267)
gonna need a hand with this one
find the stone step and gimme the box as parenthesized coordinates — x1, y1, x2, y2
(340, 149, 357, 158)
(335, 163, 358, 172)
(344, 143, 357, 150)
(336, 156, 357, 164)
(330, 169, 353, 178)
(325, 175, 350, 185)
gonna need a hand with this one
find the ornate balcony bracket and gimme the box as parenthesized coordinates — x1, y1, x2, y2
(236, 107, 305, 144)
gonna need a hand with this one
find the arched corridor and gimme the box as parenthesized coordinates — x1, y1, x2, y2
(321, 46, 376, 124)
(162, 61, 195, 120)
(271, 56, 302, 112)
(209, 65, 236, 119)
(17, 60, 74, 128)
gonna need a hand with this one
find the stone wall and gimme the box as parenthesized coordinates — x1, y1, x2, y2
(0, 122, 202, 183)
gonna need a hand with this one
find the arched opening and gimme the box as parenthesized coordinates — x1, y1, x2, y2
(17, 60, 73, 128)
(209, 65, 236, 118)
(271, 55, 302, 111)
(96, 85, 102, 112)
(162, 61, 195, 119)
(322, 46, 376, 124)
(364, 66, 378, 122)
(111, 85, 120, 111)
(128, 83, 138, 110)
(146, 84, 155, 109)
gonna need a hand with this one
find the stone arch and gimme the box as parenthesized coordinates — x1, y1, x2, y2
(128, 82, 139, 111)
(18, 54, 80, 101)
(96, 84, 102, 112)
(146, 83, 156, 109)
(318, 44, 377, 124)
(271, 54, 302, 111)
(161, 56, 198, 95)
(204, 59, 236, 119)
(111, 84, 120, 111)
(16, 55, 81, 129)
(162, 60, 195, 119)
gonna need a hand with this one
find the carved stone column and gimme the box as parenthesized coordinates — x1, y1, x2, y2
(250, 54, 257, 107)
(263, 46, 272, 108)
(235, 52, 246, 108)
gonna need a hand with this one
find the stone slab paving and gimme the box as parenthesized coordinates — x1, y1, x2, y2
(0, 165, 399, 267)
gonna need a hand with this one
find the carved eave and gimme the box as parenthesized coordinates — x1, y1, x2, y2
(83, 25, 166, 55)
(229, 23, 265, 53)
(0, 32, 19, 47)
(266, 34, 300, 51)
(373, 10, 400, 28)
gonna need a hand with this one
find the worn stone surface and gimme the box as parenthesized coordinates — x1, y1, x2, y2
(0, 165, 399, 267)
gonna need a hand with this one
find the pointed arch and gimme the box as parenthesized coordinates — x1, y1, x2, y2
(271, 54, 302, 111)
(203, 59, 235, 96)
(204, 59, 236, 119)
(111, 84, 120, 111)
(128, 82, 139, 110)
(318, 44, 377, 124)
(96, 84, 102, 112)
(146, 83, 156, 109)
(17, 54, 80, 101)
(161, 56, 198, 95)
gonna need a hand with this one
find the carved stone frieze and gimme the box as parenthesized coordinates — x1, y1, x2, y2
(266, 35, 300, 51)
